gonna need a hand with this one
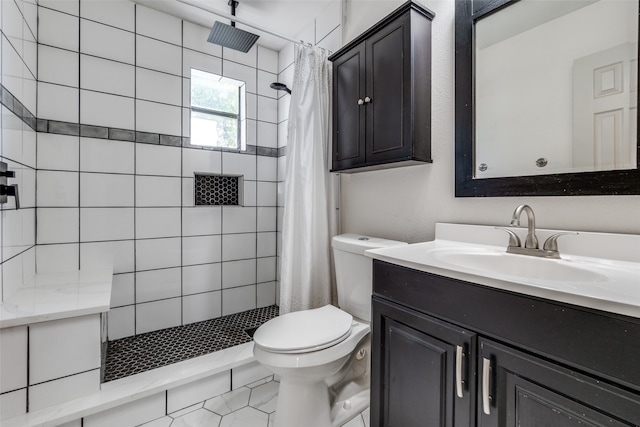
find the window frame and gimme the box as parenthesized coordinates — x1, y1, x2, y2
(189, 69, 246, 151)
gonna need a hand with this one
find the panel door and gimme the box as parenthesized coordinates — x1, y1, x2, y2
(573, 42, 638, 171)
(365, 11, 413, 165)
(372, 298, 475, 427)
(478, 338, 640, 427)
(332, 43, 366, 171)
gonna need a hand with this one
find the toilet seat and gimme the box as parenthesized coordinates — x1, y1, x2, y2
(253, 305, 353, 354)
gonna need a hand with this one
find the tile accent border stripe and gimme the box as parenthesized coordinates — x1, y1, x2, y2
(0, 84, 283, 158)
(1, 85, 37, 131)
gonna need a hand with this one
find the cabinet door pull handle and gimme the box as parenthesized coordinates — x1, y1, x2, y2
(482, 357, 492, 415)
(364, 96, 372, 103)
(455, 345, 464, 398)
(357, 99, 364, 105)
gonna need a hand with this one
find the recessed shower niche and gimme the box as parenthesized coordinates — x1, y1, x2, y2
(194, 173, 243, 206)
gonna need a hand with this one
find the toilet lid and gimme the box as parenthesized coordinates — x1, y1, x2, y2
(253, 305, 353, 353)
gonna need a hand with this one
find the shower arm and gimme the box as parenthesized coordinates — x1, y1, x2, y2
(229, 0, 238, 28)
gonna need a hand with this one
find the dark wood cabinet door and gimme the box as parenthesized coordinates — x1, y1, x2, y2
(365, 11, 412, 165)
(479, 339, 640, 427)
(329, 2, 433, 172)
(372, 297, 475, 427)
(332, 43, 366, 171)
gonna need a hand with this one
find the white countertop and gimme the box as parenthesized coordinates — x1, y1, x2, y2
(366, 223, 640, 318)
(0, 269, 113, 329)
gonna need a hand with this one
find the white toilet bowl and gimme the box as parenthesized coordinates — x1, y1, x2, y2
(253, 234, 407, 427)
(253, 305, 371, 427)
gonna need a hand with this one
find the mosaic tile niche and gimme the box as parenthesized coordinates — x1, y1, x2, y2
(195, 174, 242, 206)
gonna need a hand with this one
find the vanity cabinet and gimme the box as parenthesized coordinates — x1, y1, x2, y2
(478, 339, 639, 426)
(371, 261, 640, 426)
(372, 298, 476, 426)
(328, 1, 434, 172)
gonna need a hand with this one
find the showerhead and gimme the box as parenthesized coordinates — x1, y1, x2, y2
(207, 1, 259, 53)
(207, 21, 259, 53)
(270, 82, 291, 95)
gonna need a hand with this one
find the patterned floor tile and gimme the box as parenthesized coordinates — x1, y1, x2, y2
(248, 381, 279, 414)
(171, 408, 222, 427)
(342, 415, 366, 427)
(219, 406, 269, 427)
(361, 407, 370, 427)
(205, 387, 251, 416)
(138, 380, 368, 427)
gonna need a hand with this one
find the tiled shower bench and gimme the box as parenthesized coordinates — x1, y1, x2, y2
(0, 269, 272, 427)
(0, 269, 113, 423)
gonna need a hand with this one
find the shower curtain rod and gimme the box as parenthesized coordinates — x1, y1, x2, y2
(176, 0, 318, 48)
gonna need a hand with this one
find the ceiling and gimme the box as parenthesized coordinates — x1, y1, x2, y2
(132, 0, 337, 51)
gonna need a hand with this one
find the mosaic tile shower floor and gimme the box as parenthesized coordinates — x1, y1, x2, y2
(104, 306, 279, 382)
(139, 376, 371, 427)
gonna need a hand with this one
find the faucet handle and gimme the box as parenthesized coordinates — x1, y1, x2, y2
(1, 184, 19, 210)
(495, 227, 522, 248)
(542, 232, 578, 252)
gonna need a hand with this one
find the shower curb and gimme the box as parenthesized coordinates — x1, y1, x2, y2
(2, 342, 262, 427)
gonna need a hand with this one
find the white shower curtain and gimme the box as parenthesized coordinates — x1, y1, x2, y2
(279, 44, 337, 314)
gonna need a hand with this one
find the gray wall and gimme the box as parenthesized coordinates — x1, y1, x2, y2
(339, 0, 640, 242)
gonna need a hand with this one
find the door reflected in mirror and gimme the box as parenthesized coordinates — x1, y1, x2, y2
(475, 0, 638, 179)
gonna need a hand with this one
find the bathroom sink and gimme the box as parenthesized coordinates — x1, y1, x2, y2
(368, 241, 617, 290)
(365, 227, 640, 318)
(429, 248, 608, 284)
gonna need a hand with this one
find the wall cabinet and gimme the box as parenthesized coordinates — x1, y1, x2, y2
(328, 1, 434, 172)
(372, 261, 640, 426)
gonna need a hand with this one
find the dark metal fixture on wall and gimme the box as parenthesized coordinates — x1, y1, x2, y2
(207, 0, 259, 53)
(270, 82, 291, 95)
(0, 161, 19, 209)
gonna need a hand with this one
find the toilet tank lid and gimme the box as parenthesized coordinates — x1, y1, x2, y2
(332, 234, 407, 255)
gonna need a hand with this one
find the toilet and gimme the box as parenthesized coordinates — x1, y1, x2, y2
(253, 234, 407, 427)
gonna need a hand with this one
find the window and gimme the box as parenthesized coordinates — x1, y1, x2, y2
(190, 69, 246, 150)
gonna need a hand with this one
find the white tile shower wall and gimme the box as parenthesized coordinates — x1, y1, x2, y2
(34, 1, 279, 340)
(1, 0, 38, 361)
(29, 314, 101, 385)
(28, 368, 100, 412)
(0, 326, 28, 395)
(0, 314, 104, 417)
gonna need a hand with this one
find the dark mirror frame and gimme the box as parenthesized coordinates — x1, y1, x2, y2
(455, 0, 640, 197)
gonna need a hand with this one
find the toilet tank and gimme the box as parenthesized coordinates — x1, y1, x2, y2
(332, 234, 407, 322)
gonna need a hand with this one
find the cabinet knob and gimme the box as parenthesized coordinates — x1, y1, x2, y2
(357, 99, 364, 105)
(364, 96, 372, 103)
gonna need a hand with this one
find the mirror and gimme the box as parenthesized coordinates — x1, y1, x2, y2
(455, 0, 640, 196)
(476, 0, 638, 178)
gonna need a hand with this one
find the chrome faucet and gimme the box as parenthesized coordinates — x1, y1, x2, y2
(496, 204, 577, 259)
(510, 204, 538, 249)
